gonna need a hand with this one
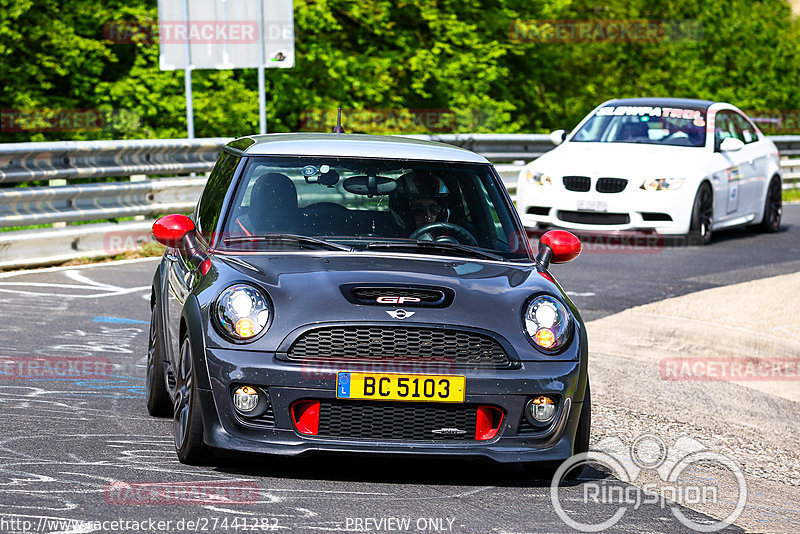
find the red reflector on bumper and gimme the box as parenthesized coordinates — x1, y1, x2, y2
(291, 400, 320, 435)
(475, 406, 504, 441)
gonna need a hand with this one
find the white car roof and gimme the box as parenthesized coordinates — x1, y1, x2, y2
(228, 133, 489, 164)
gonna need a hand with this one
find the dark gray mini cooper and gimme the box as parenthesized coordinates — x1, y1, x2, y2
(148, 133, 589, 475)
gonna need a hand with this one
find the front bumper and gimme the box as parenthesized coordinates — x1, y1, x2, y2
(197, 348, 585, 463)
(516, 183, 693, 235)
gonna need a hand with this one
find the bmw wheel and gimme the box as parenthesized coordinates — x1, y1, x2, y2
(146, 300, 171, 417)
(174, 335, 211, 464)
(756, 176, 782, 233)
(689, 183, 713, 245)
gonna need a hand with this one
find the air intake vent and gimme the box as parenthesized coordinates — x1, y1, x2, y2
(317, 400, 479, 441)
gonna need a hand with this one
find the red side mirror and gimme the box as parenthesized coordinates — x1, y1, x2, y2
(152, 214, 195, 248)
(539, 230, 581, 264)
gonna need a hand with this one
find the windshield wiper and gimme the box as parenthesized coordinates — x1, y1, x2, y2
(224, 234, 352, 252)
(365, 240, 506, 261)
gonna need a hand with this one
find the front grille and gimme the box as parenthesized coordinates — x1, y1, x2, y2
(317, 400, 478, 441)
(562, 176, 591, 192)
(557, 211, 630, 225)
(286, 326, 514, 369)
(596, 178, 628, 193)
(351, 287, 446, 304)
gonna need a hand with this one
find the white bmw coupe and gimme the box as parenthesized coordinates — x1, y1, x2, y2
(516, 98, 783, 244)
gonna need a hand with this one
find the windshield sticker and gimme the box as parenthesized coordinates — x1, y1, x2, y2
(597, 105, 705, 126)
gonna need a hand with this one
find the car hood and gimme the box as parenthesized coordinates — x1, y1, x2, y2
(532, 141, 709, 179)
(202, 252, 569, 357)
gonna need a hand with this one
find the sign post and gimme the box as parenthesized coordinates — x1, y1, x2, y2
(157, 0, 294, 137)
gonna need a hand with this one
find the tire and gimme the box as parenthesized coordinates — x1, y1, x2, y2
(689, 183, 713, 245)
(523, 382, 591, 481)
(146, 303, 171, 417)
(755, 176, 783, 233)
(174, 335, 211, 465)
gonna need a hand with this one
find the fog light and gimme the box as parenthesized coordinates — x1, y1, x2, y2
(233, 385, 259, 413)
(528, 396, 557, 424)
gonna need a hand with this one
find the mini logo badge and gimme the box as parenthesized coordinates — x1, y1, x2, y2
(386, 309, 415, 320)
(432, 428, 466, 435)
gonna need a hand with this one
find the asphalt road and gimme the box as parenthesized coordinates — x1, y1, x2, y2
(0, 205, 797, 534)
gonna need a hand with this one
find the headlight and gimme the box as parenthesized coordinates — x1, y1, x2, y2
(525, 170, 553, 186)
(524, 295, 572, 351)
(641, 178, 684, 191)
(215, 284, 271, 341)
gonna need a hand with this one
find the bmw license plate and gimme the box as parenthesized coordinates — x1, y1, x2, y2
(336, 372, 465, 403)
(577, 200, 608, 212)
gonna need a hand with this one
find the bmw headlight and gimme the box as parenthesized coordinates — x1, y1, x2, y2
(641, 178, 684, 191)
(524, 295, 572, 351)
(215, 284, 271, 341)
(525, 170, 553, 186)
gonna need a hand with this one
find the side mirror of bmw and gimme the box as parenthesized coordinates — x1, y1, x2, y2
(152, 214, 196, 249)
(549, 129, 568, 146)
(719, 137, 744, 152)
(536, 230, 582, 269)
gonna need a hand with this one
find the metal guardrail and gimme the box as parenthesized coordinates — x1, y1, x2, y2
(0, 138, 229, 183)
(0, 134, 798, 269)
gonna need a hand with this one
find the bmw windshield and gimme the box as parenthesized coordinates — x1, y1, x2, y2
(218, 157, 530, 261)
(571, 105, 707, 147)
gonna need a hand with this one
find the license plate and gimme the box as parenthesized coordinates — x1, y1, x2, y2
(577, 200, 608, 212)
(336, 372, 465, 403)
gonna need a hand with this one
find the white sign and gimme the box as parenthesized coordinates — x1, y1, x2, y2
(158, 0, 294, 70)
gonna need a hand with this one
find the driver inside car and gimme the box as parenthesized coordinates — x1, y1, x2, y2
(392, 171, 457, 241)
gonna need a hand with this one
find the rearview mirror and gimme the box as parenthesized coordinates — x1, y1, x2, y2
(342, 175, 397, 197)
(550, 129, 568, 146)
(719, 137, 744, 152)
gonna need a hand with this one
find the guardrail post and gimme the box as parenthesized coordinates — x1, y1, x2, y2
(131, 174, 147, 221)
(49, 178, 67, 228)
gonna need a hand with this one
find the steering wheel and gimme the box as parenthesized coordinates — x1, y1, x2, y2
(408, 222, 479, 247)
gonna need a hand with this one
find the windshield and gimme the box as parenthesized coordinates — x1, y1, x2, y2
(571, 105, 707, 147)
(218, 156, 530, 261)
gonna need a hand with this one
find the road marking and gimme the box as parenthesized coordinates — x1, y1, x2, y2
(0, 257, 159, 279)
(567, 291, 596, 297)
(0, 269, 149, 299)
